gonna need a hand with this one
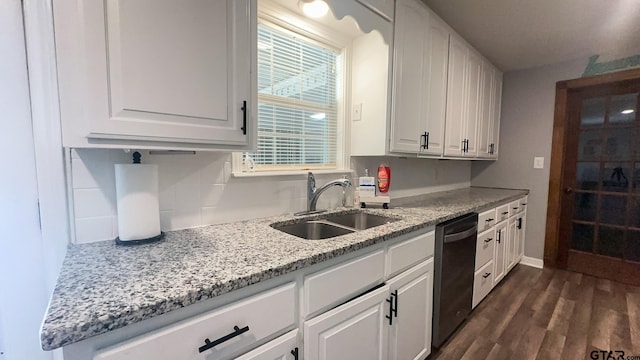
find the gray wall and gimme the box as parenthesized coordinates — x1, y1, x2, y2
(471, 58, 584, 260)
(471, 50, 640, 261)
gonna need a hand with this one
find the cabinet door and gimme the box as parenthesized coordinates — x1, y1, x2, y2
(507, 217, 518, 272)
(492, 221, 507, 287)
(418, 13, 449, 156)
(517, 211, 527, 262)
(235, 329, 299, 360)
(443, 36, 467, 156)
(489, 71, 503, 158)
(387, 259, 433, 360)
(304, 285, 390, 360)
(463, 50, 482, 157)
(54, 0, 254, 148)
(390, 0, 428, 154)
(477, 62, 495, 158)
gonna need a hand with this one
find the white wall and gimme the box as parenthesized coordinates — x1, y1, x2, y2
(0, 1, 54, 359)
(471, 49, 640, 261)
(70, 150, 471, 243)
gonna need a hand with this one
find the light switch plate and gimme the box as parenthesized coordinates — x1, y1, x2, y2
(352, 103, 362, 121)
(534, 157, 544, 169)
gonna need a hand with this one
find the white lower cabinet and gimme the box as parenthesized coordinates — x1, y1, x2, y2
(235, 329, 299, 360)
(304, 232, 435, 360)
(80, 228, 438, 360)
(472, 260, 494, 308)
(93, 283, 296, 360)
(387, 259, 434, 360)
(304, 284, 390, 360)
(507, 216, 518, 271)
(492, 220, 507, 287)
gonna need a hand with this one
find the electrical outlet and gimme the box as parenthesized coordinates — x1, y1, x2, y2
(352, 103, 362, 121)
(534, 157, 544, 169)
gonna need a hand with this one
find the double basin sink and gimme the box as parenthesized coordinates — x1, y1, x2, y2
(272, 211, 398, 240)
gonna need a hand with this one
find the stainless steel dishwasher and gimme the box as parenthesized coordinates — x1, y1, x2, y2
(432, 212, 478, 348)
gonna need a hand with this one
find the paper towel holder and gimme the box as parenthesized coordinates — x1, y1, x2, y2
(114, 151, 164, 246)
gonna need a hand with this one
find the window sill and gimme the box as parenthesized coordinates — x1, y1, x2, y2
(232, 168, 353, 178)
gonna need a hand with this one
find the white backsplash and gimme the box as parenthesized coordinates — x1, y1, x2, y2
(69, 149, 471, 244)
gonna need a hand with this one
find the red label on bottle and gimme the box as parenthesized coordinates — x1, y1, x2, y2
(377, 164, 390, 193)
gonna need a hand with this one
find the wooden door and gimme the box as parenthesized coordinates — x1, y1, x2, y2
(558, 80, 640, 285)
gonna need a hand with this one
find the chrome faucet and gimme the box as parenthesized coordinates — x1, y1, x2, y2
(297, 172, 351, 215)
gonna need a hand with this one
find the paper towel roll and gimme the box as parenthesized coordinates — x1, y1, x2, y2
(115, 164, 161, 241)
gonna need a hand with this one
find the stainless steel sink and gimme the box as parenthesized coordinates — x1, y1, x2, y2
(323, 212, 396, 230)
(272, 211, 398, 240)
(273, 221, 355, 240)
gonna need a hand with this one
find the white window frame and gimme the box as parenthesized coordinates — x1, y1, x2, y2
(232, 1, 353, 177)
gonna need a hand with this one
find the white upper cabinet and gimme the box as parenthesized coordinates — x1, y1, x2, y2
(490, 71, 503, 158)
(477, 63, 495, 158)
(444, 35, 502, 158)
(443, 35, 468, 157)
(390, 0, 449, 156)
(54, 0, 256, 149)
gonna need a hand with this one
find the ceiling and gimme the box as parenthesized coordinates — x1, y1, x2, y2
(422, 0, 640, 72)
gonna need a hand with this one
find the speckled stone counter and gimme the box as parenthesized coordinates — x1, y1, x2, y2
(41, 186, 527, 350)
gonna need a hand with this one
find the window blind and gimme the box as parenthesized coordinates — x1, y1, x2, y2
(248, 22, 340, 170)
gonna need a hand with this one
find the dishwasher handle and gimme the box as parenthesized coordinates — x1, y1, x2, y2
(444, 225, 477, 243)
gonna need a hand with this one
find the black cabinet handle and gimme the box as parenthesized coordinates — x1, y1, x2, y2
(291, 347, 299, 360)
(421, 132, 429, 149)
(497, 230, 501, 244)
(198, 325, 250, 353)
(482, 272, 492, 279)
(502, 211, 509, 215)
(485, 218, 494, 222)
(241, 100, 247, 135)
(517, 218, 522, 229)
(385, 290, 398, 325)
(393, 289, 398, 318)
(484, 238, 493, 243)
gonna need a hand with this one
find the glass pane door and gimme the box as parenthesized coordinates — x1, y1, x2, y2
(571, 91, 639, 261)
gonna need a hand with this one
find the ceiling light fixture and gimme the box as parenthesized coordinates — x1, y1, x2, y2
(621, 109, 635, 115)
(299, 0, 329, 18)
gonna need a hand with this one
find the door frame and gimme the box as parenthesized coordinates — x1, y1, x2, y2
(544, 67, 640, 268)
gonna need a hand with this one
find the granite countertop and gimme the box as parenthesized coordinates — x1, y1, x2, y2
(41, 186, 528, 350)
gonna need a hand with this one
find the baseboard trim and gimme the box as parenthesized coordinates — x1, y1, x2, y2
(520, 256, 544, 269)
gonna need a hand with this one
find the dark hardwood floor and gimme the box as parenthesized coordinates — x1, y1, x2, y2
(430, 264, 640, 360)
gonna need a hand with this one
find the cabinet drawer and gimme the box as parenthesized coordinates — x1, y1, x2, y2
(496, 204, 509, 222)
(94, 283, 296, 360)
(387, 230, 435, 278)
(304, 250, 385, 317)
(519, 196, 528, 213)
(475, 228, 495, 271)
(235, 329, 298, 360)
(508, 200, 520, 217)
(478, 208, 496, 232)
(472, 260, 493, 308)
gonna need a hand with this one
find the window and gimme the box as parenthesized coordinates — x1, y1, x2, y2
(245, 21, 342, 172)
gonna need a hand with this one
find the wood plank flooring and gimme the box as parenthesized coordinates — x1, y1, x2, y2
(430, 265, 640, 360)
